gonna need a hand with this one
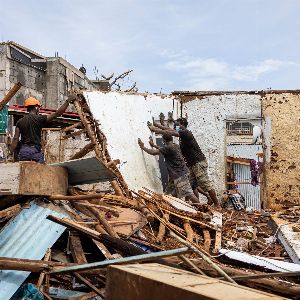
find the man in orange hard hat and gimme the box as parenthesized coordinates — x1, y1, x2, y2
(9, 94, 76, 163)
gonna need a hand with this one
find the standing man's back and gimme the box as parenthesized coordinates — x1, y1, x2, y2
(9, 95, 76, 163)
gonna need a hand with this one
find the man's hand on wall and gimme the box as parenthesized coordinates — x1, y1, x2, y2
(149, 136, 155, 147)
(159, 112, 165, 124)
(138, 138, 144, 149)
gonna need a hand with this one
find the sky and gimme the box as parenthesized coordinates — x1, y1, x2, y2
(1, 0, 300, 93)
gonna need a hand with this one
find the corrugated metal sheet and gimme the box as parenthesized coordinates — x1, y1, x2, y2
(0, 201, 69, 300)
(227, 144, 262, 159)
(52, 157, 116, 185)
(233, 163, 261, 210)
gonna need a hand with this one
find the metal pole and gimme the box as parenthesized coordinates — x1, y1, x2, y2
(50, 247, 190, 274)
(170, 232, 237, 285)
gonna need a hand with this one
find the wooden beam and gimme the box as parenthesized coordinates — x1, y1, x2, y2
(63, 128, 86, 139)
(69, 233, 88, 264)
(179, 255, 206, 276)
(62, 121, 83, 132)
(0, 82, 22, 111)
(79, 202, 119, 217)
(73, 272, 103, 296)
(0, 204, 22, 222)
(70, 142, 95, 160)
(49, 193, 105, 201)
(183, 221, 194, 243)
(203, 230, 211, 252)
(47, 215, 146, 257)
(0, 257, 69, 272)
(214, 230, 222, 253)
(156, 213, 169, 243)
(37, 248, 51, 288)
(47, 215, 102, 240)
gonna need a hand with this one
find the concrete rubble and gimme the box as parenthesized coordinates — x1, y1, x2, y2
(0, 88, 299, 300)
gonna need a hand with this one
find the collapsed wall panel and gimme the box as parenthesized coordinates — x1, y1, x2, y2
(262, 93, 300, 209)
(83, 91, 180, 192)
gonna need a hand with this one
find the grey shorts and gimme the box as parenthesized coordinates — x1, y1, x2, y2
(166, 173, 194, 198)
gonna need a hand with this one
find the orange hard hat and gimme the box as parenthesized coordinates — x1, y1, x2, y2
(24, 97, 42, 107)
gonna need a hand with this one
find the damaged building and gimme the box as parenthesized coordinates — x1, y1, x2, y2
(0, 42, 299, 300)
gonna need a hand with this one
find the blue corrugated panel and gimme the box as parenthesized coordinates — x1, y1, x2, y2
(0, 202, 69, 300)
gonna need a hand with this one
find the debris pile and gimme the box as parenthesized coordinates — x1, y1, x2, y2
(0, 92, 299, 300)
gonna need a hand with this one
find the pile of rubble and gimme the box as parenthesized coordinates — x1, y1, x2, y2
(0, 92, 299, 300)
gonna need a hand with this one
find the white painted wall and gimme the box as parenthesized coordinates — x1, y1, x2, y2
(183, 94, 261, 195)
(84, 91, 180, 192)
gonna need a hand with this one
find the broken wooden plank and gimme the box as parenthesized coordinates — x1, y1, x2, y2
(179, 255, 206, 276)
(183, 221, 194, 243)
(157, 214, 169, 243)
(92, 239, 113, 259)
(70, 142, 95, 160)
(203, 229, 211, 252)
(49, 193, 105, 201)
(0, 257, 69, 272)
(37, 248, 51, 288)
(79, 202, 119, 217)
(73, 273, 103, 296)
(214, 230, 222, 253)
(0, 204, 22, 222)
(0, 82, 22, 111)
(47, 215, 146, 257)
(87, 206, 119, 238)
(69, 233, 88, 264)
(63, 128, 86, 139)
(62, 121, 83, 132)
(47, 216, 101, 240)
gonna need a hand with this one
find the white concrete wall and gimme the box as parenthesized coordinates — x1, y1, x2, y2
(182, 94, 261, 195)
(84, 91, 180, 192)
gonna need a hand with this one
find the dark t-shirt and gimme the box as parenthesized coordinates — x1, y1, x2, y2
(159, 143, 188, 180)
(16, 114, 48, 146)
(179, 129, 206, 167)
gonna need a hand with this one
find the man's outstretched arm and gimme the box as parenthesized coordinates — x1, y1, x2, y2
(47, 94, 77, 123)
(148, 125, 180, 137)
(138, 138, 160, 155)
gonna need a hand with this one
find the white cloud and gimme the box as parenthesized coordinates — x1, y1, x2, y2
(232, 59, 296, 81)
(163, 51, 297, 90)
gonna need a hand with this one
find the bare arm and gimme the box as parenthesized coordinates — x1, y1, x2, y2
(153, 121, 170, 130)
(9, 127, 20, 155)
(138, 138, 160, 156)
(47, 94, 77, 123)
(149, 126, 180, 137)
(149, 136, 160, 149)
(47, 100, 69, 123)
